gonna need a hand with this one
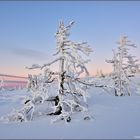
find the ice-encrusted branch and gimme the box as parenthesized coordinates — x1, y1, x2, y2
(41, 57, 63, 69)
(26, 57, 62, 70)
(25, 64, 42, 69)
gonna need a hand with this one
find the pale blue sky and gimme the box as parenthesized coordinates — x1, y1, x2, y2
(0, 1, 140, 76)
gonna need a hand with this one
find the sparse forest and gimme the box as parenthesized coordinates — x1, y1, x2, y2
(0, 21, 140, 125)
(0, 19, 140, 139)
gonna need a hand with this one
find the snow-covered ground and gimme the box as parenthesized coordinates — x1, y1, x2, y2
(0, 81, 140, 139)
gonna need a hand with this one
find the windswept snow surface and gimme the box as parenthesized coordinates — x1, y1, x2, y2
(0, 80, 140, 139)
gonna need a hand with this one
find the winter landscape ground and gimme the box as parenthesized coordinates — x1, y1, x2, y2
(0, 75, 140, 139)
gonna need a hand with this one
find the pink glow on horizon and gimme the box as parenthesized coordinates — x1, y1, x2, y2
(0, 65, 113, 78)
(0, 75, 27, 89)
(1, 81, 27, 89)
(0, 64, 113, 89)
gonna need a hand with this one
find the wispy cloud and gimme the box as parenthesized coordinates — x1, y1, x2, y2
(9, 47, 49, 61)
(0, 73, 27, 79)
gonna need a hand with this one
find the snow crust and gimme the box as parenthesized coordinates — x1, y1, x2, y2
(0, 76, 140, 139)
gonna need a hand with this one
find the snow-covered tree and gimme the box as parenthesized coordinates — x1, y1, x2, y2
(0, 79, 5, 91)
(5, 21, 93, 123)
(136, 83, 140, 95)
(99, 70, 105, 78)
(95, 69, 100, 77)
(106, 36, 139, 96)
(95, 69, 105, 78)
(28, 21, 93, 122)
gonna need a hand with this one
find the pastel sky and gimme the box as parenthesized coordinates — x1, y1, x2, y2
(0, 1, 140, 77)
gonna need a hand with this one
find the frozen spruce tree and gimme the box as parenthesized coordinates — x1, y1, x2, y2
(5, 21, 93, 123)
(27, 21, 93, 122)
(106, 36, 139, 96)
(0, 79, 5, 91)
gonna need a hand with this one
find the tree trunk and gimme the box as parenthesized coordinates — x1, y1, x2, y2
(48, 50, 65, 116)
